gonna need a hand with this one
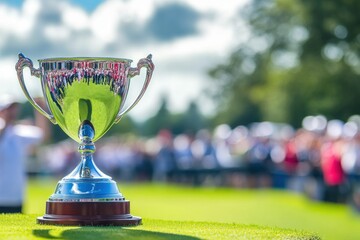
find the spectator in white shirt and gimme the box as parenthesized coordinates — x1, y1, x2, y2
(0, 95, 48, 213)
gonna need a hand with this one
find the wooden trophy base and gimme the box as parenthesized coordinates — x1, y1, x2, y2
(37, 200, 141, 226)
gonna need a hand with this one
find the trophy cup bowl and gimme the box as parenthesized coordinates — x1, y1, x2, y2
(15, 53, 154, 226)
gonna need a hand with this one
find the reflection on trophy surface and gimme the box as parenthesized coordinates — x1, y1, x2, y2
(15, 53, 154, 226)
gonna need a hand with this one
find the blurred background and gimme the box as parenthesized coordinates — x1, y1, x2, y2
(1, 0, 360, 211)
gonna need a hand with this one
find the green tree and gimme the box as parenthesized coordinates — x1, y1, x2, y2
(142, 95, 172, 136)
(142, 97, 209, 136)
(172, 101, 207, 135)
(106, 115, 137, 136)
(209, 0, 360, 127)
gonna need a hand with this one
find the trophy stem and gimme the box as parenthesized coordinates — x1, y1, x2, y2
(77, 125, 108, 178)
(63, 120, 110, 179)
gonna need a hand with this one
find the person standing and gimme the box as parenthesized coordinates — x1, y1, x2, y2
(321, 137, 346, 203)
(0, 95, 49, 213)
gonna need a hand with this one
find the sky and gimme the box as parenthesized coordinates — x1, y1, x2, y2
(0, 0, 249, 121)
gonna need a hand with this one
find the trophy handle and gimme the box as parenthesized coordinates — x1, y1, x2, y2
(115, 54, 154, 123)
(15, 53, 56, 124)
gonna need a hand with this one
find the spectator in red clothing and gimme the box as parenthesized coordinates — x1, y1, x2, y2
(321, 120, 347, 203)
(283, 139, 299, 174)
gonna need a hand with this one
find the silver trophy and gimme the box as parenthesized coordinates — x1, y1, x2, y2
(15, 53, 154, 226)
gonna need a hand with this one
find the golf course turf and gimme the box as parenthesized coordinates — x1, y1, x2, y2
(1, 178, 359, 239)
(0, 215, 318, 240)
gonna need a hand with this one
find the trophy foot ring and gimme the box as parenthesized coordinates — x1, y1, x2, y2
(36, 215, 142, 226)
(37, 200, 141, 226)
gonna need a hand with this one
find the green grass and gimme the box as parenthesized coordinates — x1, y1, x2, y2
(4, 178, 360, 239)
(0, 214, 316, 240)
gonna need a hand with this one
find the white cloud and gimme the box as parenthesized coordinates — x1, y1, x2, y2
(89, 0, 154, 47)
(62, 6, 89, 31)
(186, 0, 248, 13)
(0, 57, 43, 101)
(43, 25, 71, 42)
(90, 1, 123, 45)
(0, 58, 20, 95)
(0, 0, 39, 38)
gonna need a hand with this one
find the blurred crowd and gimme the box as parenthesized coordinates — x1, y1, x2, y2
(38, 115, 360, 207)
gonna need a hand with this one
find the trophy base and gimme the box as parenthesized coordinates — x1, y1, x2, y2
(37, 200, 141, 226)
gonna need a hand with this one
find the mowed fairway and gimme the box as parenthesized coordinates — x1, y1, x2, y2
(2, 178, 359, 239)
